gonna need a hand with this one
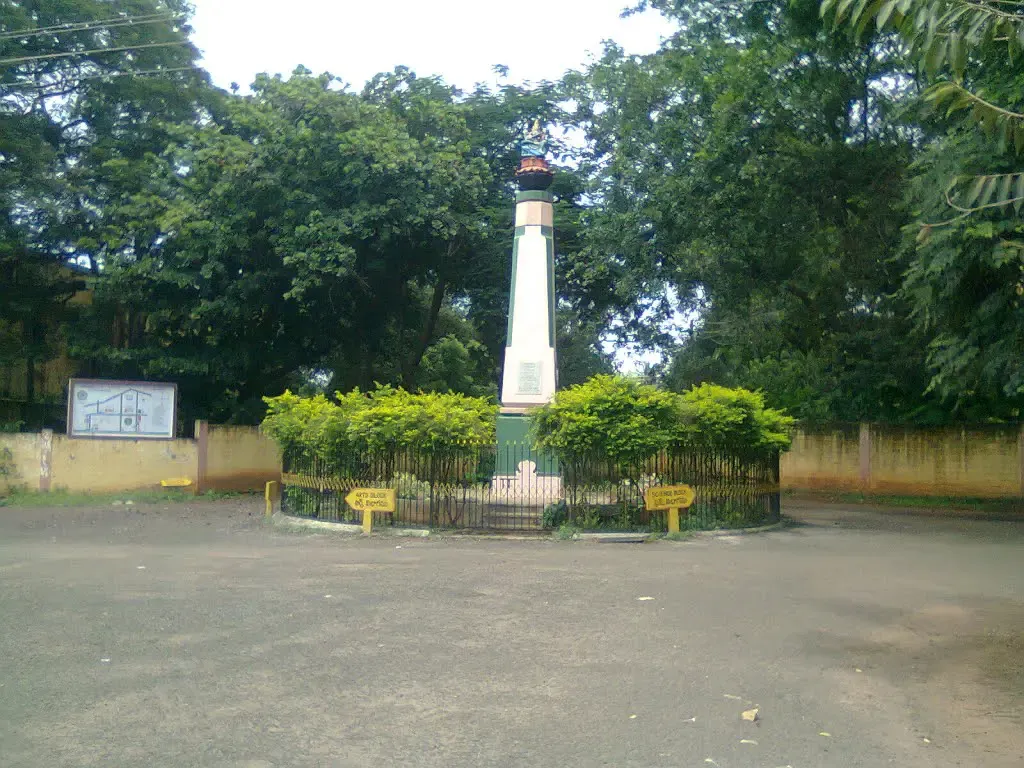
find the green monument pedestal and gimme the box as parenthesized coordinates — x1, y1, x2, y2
(495, 411, 558, 477)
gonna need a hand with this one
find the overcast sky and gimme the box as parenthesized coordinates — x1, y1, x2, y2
(188, 0, 673, 92)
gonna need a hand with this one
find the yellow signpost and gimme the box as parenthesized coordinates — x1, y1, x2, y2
(264, 480, 280, 518)
(345, 488, 397, 534)
(644, 485, 697, 534)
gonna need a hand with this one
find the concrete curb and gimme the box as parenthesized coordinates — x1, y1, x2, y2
(577, 532, 652, 543)
(574, 519, 790, 543)
(270, 512, 430, 538)
(690, 519, 790, 538)
(270, 511, 788, 541)
(271, 512, 364, 535)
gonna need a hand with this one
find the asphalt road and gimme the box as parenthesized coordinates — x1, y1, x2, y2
(0, 499, 1021, 768)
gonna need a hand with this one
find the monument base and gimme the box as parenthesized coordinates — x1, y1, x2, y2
(492, 410, 561, 506)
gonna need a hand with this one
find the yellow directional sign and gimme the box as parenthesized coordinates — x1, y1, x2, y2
(645, 485, 696, 511)
(345, 488, 396, 513)
(345, 488, 397, 535)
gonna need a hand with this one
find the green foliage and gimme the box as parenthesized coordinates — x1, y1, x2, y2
(822, 0, 1024, 211)
(259, 392, 349, 462)
(678, 384, 795, 455)
(346, 387, 497, 452)
(542, 499, 569, 528)
(556, 311, 616, 388)
(531, 375, 793, 466)
(555, 523, 581, 540)
(262, 387, 497, 466)
(415, 335, 497, 399)
(393, 472, 431, 500)
(0, 1, 206, 409)
(531, 375, 680, 465)
(570, 1, 939, 423)
(8, 0, 1024, 435)
(903, 130, 1024, 410)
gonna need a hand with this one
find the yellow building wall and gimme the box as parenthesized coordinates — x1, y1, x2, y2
(867, 426, 1020, 498)
(781, 428, 862, 492)
(204, 426, 281, 492)
(0, 433, 41, 492)
(49, 435, 198, 493)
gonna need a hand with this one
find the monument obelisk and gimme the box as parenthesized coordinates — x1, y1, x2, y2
(494, 120, 559, 493)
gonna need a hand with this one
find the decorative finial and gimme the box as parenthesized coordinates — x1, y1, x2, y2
(516, 118, 554, 191)
(520, 119, 548, 159)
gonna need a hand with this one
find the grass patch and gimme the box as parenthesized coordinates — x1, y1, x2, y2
(555, 524, 581, 540)
(0, 488, 247, 508)
(661, 530, 695, 541)
(786, 489, 1023, 514)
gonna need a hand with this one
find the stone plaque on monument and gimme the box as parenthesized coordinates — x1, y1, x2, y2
(517, 361, 543, 395)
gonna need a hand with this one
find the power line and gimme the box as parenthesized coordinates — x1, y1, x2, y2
(78, 65, 200, 82)
(0, 40, 192, 67)
(1, 65, 203, 91)
(0, 12, 182, 41)
(1, 15, 182, 42)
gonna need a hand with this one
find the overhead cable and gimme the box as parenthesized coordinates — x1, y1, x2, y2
(0, 40, 192, 67)
(1, 65, 202, 90)
(0, 12, 182, 41)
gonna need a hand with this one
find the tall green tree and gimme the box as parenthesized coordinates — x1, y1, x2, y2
(0, 0, 208, 410)
(568, 0, 951, 422)
(824, 0, 1024, 414)
(75, 69, 503, 422)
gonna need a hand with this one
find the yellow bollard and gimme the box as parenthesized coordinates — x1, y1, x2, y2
(667, 506, 680, 534)
(265, 480, 280, 517)
(362, 509, 373, 535)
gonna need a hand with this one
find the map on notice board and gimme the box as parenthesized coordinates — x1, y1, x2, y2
(68, 379, 177, 439)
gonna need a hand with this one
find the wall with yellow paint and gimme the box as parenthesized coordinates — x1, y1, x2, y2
(50, 436, 198, 493)
(7, 422, 1024, 500)
(0, 433, 40, 492)
(783, 424, 1023, 499)
(1, 425, 281, 496)
(867, 426, 1019, 497)
(204, 426, 281, 492)
(781, 427, 862, 492)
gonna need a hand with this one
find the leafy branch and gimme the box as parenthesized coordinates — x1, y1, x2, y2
(823, 0, 1024, 214)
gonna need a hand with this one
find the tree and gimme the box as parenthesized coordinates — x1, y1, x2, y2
(0, 1, 208, 413)
(556, 310, 616, 389)
(824, 0, 1024, 410)
(822, 0, 1024, 212)
(568, 0, 941, 422)
(75, 69, 553, 422)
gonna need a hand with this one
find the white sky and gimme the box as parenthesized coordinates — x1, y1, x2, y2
(188, 0, 674, 92)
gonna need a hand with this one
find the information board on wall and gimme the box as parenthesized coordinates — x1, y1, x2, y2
(67, 379, 177, 439)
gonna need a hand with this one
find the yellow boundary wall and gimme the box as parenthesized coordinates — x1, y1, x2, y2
(0, 421, 281, 495)
(4, 421, 1022, 499)
(781, 424, 1023, 499)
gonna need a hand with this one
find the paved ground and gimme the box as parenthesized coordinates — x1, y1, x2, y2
(0, 498, 1021, 768)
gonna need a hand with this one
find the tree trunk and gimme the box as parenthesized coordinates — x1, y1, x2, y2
(402, 277, 447, 389)
(24, 352, 34, 405)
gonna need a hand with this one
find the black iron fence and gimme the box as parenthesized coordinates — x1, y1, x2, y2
(280, 443, 780, 533)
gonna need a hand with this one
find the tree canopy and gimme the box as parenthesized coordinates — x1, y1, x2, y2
(4, 0, 1023, 429)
